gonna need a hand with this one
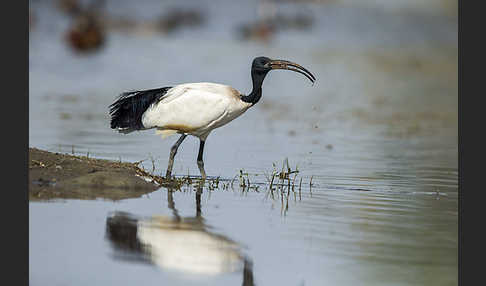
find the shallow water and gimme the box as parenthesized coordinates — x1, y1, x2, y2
(29, 0, 457, 285)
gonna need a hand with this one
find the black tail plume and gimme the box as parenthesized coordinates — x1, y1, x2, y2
(109, 87, 172, 132)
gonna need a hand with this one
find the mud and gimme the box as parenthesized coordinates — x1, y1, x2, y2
(29, 147, 163, 201)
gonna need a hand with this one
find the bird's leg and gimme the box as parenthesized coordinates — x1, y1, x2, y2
(165, 134, 187, 179)
(195, 186, 202, 217)
(197, 140, 207, 181)
(167, 188, 181, 221)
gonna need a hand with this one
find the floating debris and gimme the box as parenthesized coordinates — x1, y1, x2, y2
(237, 13, 314, 42)
(57, 0, 83, 16)
(66, 12, 105, 52)
(101, 8, 206, 36)
(158, 8, 206, 34)
(64, 0, 106, 52)
(238, 21, 275, 43)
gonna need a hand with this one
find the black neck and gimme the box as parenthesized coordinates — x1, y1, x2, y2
(241, 70, 267, 105)
(241, 87, 262, 105)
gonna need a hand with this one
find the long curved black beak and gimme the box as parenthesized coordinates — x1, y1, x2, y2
(267, 59, 316, 84)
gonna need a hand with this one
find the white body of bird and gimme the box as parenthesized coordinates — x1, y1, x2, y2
(141, 83, 252, 140)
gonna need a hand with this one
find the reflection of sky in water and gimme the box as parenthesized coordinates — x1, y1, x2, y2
(29, 0, 457, 285)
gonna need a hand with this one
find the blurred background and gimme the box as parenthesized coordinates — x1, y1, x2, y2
(29, 0, 457, 285)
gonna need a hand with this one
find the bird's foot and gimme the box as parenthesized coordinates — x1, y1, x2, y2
(165, 170, 173, 180)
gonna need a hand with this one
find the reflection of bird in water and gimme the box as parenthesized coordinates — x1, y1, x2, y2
(109, 57, 315, 179)
(64, 0, 105, 52)
(105, 188, 255, 285)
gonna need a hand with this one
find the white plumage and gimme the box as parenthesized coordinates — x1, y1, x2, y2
(142, 83, 251, 141)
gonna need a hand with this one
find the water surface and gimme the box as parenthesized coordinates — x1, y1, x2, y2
(29, 0, 457, 285)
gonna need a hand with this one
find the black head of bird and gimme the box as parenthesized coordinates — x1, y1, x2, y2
(242, 56, 316, 105)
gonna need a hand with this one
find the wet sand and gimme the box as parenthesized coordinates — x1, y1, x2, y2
(29, 147, 163, 201)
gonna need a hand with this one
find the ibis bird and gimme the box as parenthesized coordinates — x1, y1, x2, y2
(109, 56, 315, 179)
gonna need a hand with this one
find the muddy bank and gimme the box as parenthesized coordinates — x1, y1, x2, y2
(29, 148, 166, 201)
